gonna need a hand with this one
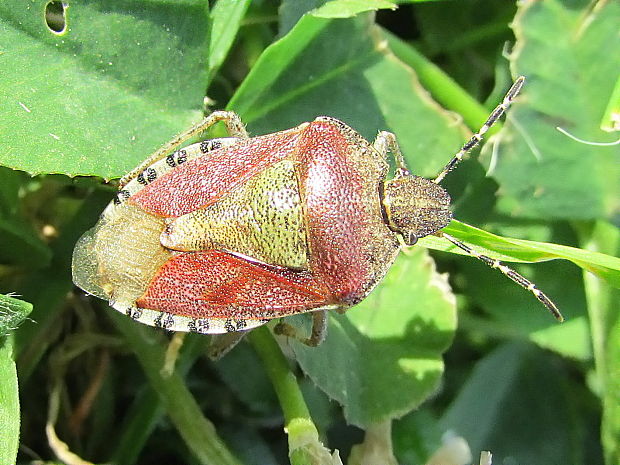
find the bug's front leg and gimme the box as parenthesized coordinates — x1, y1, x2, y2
(120, 111, 249, 187)
(373, 131, 410, 178)
(274, 310, 329, 347)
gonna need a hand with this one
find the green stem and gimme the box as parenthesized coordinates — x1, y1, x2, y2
(109, 334, 208, 465)
(577, 221, 620, 465)
(249, 327, 331, 465)
(248, 326, 313, 424)
(383, 29, 500, 134)
(110, 312, 241, 465)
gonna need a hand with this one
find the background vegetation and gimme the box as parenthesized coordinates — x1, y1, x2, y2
(0, 1, 618, 464)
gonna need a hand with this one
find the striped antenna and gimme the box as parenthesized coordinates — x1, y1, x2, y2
(437, 231, 564, 322)
(433, 76, 525, 184)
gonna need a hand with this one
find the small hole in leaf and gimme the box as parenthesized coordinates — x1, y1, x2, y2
(45, 1, 67, 34)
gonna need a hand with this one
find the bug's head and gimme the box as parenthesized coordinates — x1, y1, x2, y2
(382, 174, 452, 246)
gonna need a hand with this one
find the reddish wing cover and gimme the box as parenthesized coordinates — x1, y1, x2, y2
(136, 250, 334, 319)
(297, 121, 373, 304)
(129, 128, 304, 218)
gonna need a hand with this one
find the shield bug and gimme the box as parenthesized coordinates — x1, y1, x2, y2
(72, 76, 563, 352)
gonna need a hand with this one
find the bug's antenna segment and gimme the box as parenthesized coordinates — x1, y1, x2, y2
(437, 231, 564, 322)
(433, 76, 526, 184)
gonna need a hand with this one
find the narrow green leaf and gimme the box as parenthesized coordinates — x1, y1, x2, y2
(417, 220, 620, 289)
(311, 0, 397, 18)
(228, 14, 465, 178)
(207, 0, 251, 84)
(0, 337, 20, 465)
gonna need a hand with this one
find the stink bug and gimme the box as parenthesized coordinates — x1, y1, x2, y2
(72, 77, 563, 352)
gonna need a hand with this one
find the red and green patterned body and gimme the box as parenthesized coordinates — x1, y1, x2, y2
(73, 117, 410, 334)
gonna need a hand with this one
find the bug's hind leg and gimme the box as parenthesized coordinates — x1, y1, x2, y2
(121, 111, 249, 187)
(274, 310, 328, 347)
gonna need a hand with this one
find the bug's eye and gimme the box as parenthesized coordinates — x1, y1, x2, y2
(404, 232, 418, 246)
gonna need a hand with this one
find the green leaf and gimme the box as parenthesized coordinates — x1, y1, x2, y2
(0, 294, 33, 337)
(228, 13, 465, 179)
(418, 220, 620, 289)
(0, 0, 210, 178)
(420, 220, 617, 359)
(481, 0, 620, 220)
(0, 168, 52, 268)
(440, 343, 588, 465)
(600, 74, 620, 132)
(0, 295, 32, 465)
(384, 30, 493, 135)
(291, 248, 456, 427)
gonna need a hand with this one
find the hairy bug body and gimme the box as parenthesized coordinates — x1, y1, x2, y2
(72, 77, 562, 350)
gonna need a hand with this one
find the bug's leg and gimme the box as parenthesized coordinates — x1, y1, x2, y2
(207, 331, 250, 360)
(436, 231, 564, 322)
(120, 111, 249, 187)
(373, 131, 410, 177)
(274, 310, 329, 347)
(433, 76, 525, 184)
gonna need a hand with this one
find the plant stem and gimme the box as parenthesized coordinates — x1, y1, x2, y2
(249, 326, 333, 465)
(578, 221, 620, 465)
(248, 327, 311, 424)
(110, 312, 242, 465)
(383, 29, 499, 134)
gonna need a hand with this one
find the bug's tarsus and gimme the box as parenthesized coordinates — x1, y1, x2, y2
(433, 76, 526, 184)
(437, 231, 564, 322)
